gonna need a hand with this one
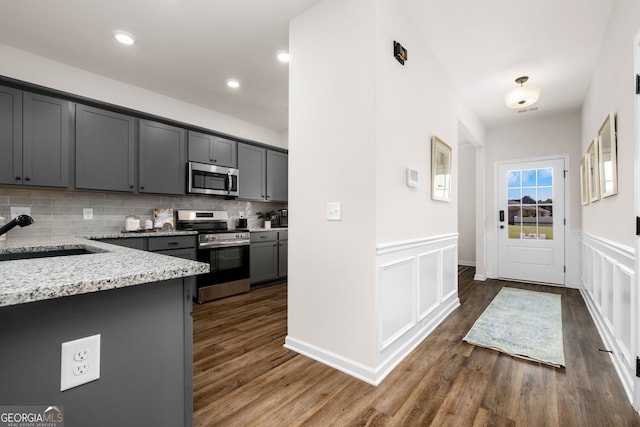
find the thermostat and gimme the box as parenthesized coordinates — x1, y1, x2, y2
(406, 168, 418, 187)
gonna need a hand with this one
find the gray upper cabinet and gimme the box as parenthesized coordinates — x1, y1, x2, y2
(238, 143, 288, 202)
(0, 87, 71, 188)
(22, 93, 72, 188)
(139, 120, 185, 195)
(187, 131, 237, 168)
(0, 85, 23, 185)
(76, 104, 136, 192)
(266, 150, 288, 202)
(238, 143, 266, 200)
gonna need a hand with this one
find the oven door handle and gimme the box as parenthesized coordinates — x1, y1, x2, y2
(199, 241, 250, 249)
(227, 171, 232, 195)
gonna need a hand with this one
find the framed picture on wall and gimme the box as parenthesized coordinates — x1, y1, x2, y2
(598, 112, 617, 198)
(431, 136, 452, 202)
(580, 155, 589, 205)
(587, 138, 600, 203)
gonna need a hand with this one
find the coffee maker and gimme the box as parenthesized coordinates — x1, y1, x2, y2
(277, 209, 288, 227)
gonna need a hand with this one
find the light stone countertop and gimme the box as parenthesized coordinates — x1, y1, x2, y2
(0, 235, 209, 308)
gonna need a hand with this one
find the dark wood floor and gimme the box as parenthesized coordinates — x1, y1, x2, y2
(192, 268, 640, 426)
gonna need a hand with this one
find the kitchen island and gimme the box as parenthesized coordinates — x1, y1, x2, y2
(0, 236, 208, 426)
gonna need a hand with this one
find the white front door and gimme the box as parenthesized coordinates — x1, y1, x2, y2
(497, 158, 565, 285)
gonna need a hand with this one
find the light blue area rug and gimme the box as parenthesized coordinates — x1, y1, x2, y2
(463, 287, 565, 368)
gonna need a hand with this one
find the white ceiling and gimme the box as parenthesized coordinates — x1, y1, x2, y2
(0, 0, 614, 133)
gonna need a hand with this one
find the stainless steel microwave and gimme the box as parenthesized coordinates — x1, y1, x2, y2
(187, 161, 239, 197)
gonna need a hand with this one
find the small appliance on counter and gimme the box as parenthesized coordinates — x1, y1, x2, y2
(277, 209, 288, 228)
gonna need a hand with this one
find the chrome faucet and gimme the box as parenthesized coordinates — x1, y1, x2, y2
(0, 215, 34, 238)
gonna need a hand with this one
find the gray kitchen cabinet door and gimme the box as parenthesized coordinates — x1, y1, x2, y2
(277, 238, 288, 278)
(22, 93, 71, 188)
(250, 240, 278, 284)
(187, 131, 237, 168)
(266, 150, 288, 202)
(0, 85, 22, 185)
(238, 143, 266, 201)
(139, 120, 185, 195)
(76, 104, 136, 192)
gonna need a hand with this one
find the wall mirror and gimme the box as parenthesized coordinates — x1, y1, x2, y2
(598, 112, 617, 198)
(580, 155, 589, 205)
(587, 138, 600, 203)
(431, 136, 452, 201)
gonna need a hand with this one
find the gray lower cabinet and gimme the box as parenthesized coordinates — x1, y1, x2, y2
(76, 104, 136, 192)
(187, 130, 237, 168)
(250, 230, 287, 284)
(0, 86, 71, 187)
(98, 235, 197, 260)
(238, 143, 288, 202)
(139, 120, 186, 195)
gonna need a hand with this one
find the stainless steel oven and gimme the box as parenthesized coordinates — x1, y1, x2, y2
(187, 161, 239, 197)
(177, 210, 250, 303)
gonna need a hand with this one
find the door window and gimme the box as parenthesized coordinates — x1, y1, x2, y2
(507, 167, 553, 240)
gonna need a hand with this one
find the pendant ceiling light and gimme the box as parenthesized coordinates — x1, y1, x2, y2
(504, 76, 540, 109)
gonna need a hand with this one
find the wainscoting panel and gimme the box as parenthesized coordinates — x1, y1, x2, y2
(580, 233, 636, 403)
(417, 251, 440, 320)
(379, 257, 416, 350)
(374, 234, 460, 384)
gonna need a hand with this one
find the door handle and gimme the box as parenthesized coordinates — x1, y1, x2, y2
(499, 210, 505, 222)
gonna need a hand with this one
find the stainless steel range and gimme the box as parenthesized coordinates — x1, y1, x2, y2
(177, 210, 250, 303)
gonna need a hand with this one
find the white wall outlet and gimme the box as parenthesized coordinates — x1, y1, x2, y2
(239, 212, 245, 219)
(327, 202, 342, 221)
(61, 334, 101, 391)
(10, 206, 30, 219)
(83, 208, 93, 220)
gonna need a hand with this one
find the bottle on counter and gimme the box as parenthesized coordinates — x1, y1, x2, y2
(144, 218, 153, 230)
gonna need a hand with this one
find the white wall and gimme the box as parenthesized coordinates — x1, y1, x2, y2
(481, 112, 582, 278)
(581, 0, 640, 247)
(0, 44, 286, 148)
(458, 144, 476, 265)
(579, 0, 640, 410)
(287, 0, 378, 368)
(287, 0, 478, 384)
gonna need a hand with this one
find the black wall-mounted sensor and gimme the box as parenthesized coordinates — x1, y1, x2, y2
(394, 41, 407, 65)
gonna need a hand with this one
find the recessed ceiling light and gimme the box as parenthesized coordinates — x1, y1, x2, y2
(114, 31, 135, 45)
(226, 79, 240, 89)
(277, 52, 290, 63)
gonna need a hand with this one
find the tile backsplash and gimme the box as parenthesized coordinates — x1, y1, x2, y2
(0, 188, 286, 238)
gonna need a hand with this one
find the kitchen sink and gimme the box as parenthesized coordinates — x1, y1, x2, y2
(0, 247, 99, 261)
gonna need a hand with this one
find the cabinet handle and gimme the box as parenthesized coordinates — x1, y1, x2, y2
(129, 185, 134, 189)
(24, 176, 30, 181)
(140, 186, 145, 190)
(168, 242, 179, 245)
(15, 176, 21, 180)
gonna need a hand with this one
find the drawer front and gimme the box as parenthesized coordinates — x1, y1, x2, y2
(278, 230, 288, 240)
(99, 237, 147, 250)
(250, 231, 278, 243)
(154, 248, 196, 260)
(148, 235, 196, 251)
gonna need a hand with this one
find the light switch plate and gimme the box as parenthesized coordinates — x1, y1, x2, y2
(83, 208, 93, 220)
(327, 202, 342, 221)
